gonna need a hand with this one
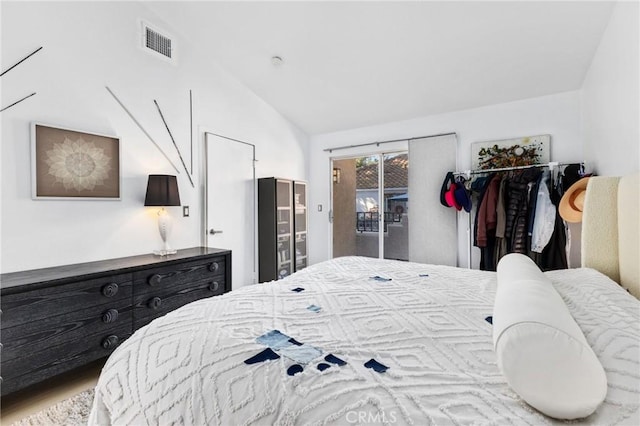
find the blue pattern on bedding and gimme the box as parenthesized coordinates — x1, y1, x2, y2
(243, 348, 280, 364)
(287, 364, 303, 376)
(365, 358, 389, 373)
(279, 343, 322, 364)
(370, 275, 392, 282)
(256, 329, 292, 350)
(307, 304, 321, 313)
(252, 330, 323, 364)
(324, 353, 347, 366)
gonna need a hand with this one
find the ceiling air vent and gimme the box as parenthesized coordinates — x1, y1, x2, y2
(140, 21, 176, 64)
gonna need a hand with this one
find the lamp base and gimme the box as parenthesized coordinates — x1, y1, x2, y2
(153, 249, 177, 256)
(154, 208, 177, 256)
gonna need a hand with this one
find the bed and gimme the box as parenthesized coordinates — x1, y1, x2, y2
(89, 174, 639, 425)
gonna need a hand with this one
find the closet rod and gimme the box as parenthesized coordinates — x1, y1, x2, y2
(453, 161, 583, 177)
(323, 132, 456, 153)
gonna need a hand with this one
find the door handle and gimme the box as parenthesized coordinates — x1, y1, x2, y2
(209, 229, 224, 235)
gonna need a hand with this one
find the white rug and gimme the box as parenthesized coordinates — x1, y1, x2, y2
(11, 389, 94, 426)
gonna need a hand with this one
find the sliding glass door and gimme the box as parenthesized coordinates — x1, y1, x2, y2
(331, 152, 408, 261)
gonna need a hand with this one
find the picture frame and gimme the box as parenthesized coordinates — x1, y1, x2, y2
(471, 134, 551, 170)
(31, 123, 121, 200)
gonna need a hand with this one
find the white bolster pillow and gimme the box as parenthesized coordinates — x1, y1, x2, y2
(493, 254, 607, 419)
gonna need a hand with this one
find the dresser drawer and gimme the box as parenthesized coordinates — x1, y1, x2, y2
(1, 324, 131, 391)
(133, 257, 225, 295)
(2, 303, 132, 362)
(133, 278, 225, 329)
(0, 273, 132, 329)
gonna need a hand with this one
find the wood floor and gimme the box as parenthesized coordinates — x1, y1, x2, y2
(1, 359, 104, 425)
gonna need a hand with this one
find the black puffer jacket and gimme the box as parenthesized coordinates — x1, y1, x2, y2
(504, 169, 542, 253)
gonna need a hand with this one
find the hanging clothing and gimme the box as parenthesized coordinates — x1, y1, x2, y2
(472, 175, 494, 248)
(539, 182, 569, 270)
(531, 172, 556, 253)
(494, 177, 509, 266)
(476, 174, 502, 271)
(476, 175, 502, 248)
(446, 163, 581, 271)
(471, 174, 495, 271)
(525, 176, 541, 259)
(527, 173, 543, 239)
(505, 169, 542, 254)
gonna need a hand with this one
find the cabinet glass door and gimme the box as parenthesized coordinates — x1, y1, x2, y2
(276, 180, 293, 279)
(294, 182, 307, 271)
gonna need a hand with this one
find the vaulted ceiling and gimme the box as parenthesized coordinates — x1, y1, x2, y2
(148, 1, 615, 135)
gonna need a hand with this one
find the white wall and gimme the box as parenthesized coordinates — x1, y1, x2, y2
(1, 2, 308, 273)
(582, 1, 639, 176)
(308, 91, 583, 267)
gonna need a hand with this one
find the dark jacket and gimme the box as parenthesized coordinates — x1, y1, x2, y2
(505, 169, 542, 253)
(476, 175, 502, 248)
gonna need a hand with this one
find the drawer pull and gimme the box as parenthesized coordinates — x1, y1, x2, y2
(101, 283, 119, 297)
(102, 335, 119, 350)
(208, 262, 219, 272)
(208, 281, 220, 292)
(102, 309, 119, 324)
(148, 274, 162, 286)
(147, 297, 162, 310)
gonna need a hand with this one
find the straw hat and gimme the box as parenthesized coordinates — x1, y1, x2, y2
(559, 177, 590, 223)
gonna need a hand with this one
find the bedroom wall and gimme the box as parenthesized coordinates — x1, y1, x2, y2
(308, 91, 583, 268)
(0, 1, 308, 273)
(581, 1, 639, 176)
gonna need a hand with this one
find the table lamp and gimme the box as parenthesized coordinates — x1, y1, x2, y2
(144, 174, 180, 255)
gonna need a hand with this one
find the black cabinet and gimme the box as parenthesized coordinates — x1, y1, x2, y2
(0, 247, 231, 396)
(258, 178, 308, 282)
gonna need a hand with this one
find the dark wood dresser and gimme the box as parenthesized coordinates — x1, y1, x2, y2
(0, 247, 231, 396)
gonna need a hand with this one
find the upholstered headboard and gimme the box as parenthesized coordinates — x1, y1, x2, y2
(582, 173, 640, 298)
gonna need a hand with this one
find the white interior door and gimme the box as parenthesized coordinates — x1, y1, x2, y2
(205, 133, 256, 289)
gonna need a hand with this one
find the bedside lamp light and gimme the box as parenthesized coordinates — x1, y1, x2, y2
(144, 174, 181, 256)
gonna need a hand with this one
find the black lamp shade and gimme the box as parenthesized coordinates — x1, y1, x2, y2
(144, 175, 181, 206)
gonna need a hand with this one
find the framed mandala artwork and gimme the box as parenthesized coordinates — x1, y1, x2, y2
(31, 123, 120, 199)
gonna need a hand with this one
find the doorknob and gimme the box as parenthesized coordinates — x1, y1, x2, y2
(209, 229, 224, 235)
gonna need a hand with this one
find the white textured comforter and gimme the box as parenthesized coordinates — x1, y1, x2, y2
(89, 257, 640, 425)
